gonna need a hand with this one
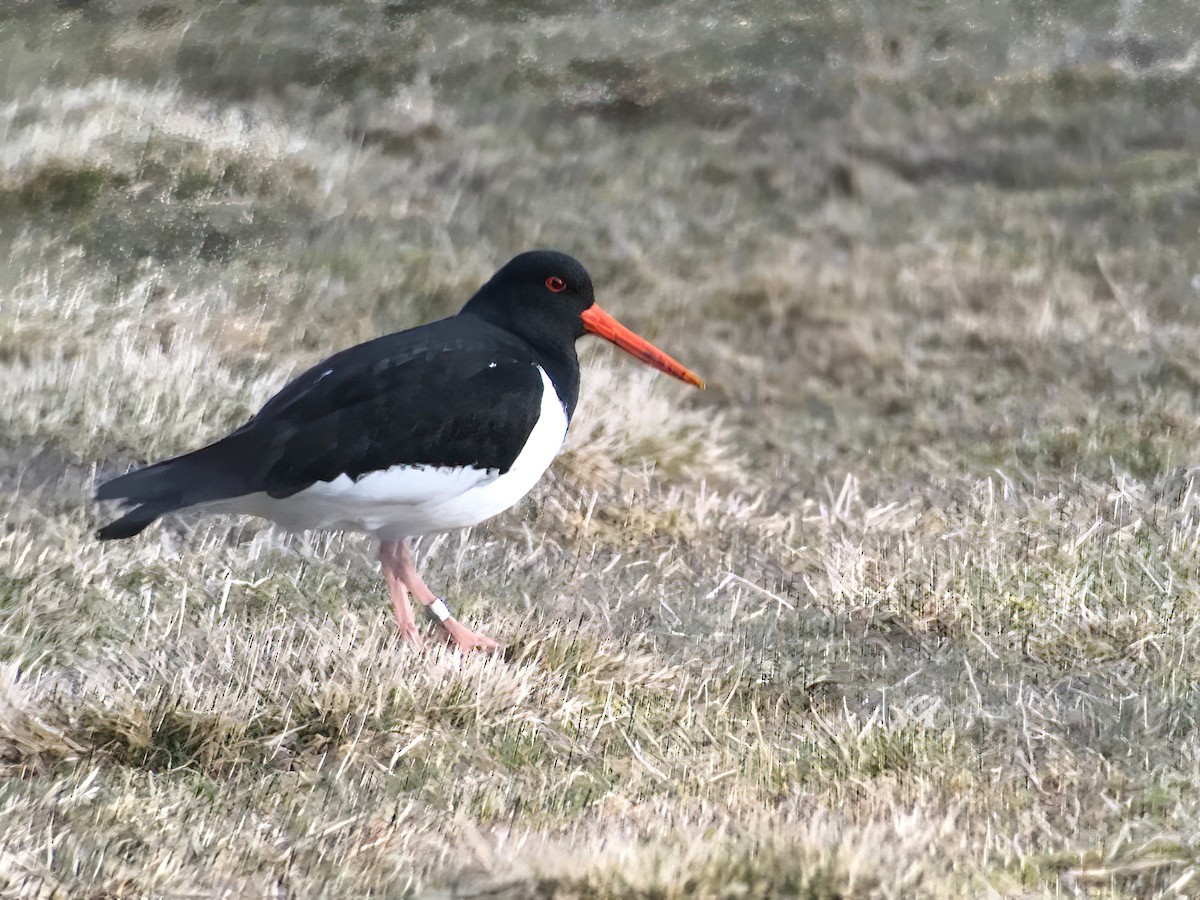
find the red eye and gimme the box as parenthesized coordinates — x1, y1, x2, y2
(546, 276, 566, 293)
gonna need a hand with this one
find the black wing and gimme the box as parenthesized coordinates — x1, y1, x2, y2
(237, 317, 551, 498)
(96, 316, 555, 534)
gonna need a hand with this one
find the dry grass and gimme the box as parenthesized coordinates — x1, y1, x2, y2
(4, 1, 1200, 896)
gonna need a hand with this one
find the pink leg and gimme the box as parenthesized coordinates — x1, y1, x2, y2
(379, 540, 423, 648)
(378, 539, 500, 653)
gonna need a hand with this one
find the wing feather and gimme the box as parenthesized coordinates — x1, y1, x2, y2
(234, 319, 548, 499)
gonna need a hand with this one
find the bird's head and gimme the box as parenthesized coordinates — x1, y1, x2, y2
(463, 250, 705, 389)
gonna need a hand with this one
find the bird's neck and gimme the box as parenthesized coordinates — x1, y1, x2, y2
(531, 343, 581, 420)
(458, 307, 581, 419)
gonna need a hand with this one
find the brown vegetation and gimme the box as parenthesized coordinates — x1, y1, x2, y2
(3, 2, 1200, 895)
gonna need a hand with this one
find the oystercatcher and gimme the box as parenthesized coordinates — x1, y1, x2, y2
(96, 250, 704, 651)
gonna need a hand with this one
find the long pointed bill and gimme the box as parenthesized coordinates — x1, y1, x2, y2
(581, 304, 705, 389)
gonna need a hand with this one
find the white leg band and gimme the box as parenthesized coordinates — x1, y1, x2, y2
(424, 598, 453, 625)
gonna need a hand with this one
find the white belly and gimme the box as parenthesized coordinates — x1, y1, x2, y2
(219, 366, 569, 539)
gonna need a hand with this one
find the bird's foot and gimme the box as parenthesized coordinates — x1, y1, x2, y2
(441, 618, 501, 654)
(395, 621, 425, 650)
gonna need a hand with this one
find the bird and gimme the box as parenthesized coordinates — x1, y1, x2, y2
(95, 250, 704, 651)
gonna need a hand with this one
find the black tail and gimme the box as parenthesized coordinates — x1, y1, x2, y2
(96, 498, 182, 540)
(95, 436, 258, 540)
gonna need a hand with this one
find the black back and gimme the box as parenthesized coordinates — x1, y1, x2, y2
(247, 316, 559, 497)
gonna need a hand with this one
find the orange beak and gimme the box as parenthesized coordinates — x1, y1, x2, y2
(581, 304, 705, 389)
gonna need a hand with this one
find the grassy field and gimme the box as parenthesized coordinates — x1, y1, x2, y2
(4, 1, 1200, 895)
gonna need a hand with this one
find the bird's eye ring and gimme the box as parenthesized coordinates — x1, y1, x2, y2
(546, 276, 566, 293)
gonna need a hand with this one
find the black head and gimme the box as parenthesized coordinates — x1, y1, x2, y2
(460, 250, 596, 351)
(461, 249, 706, 389)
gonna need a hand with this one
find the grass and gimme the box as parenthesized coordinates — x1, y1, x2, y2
(4, 0, 1200, 896)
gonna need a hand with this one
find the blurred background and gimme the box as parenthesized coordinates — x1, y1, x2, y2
(5, 0, 1200, 484)
(4, 2, 1200, 896)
